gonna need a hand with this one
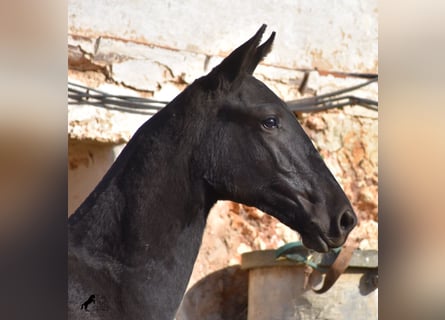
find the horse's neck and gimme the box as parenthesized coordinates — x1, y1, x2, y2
(69, 113, 215, 318)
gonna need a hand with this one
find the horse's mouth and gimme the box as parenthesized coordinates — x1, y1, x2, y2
(300, 233, 330, 253)
(294, 194, 343, 253)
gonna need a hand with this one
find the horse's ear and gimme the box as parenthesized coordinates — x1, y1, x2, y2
(245, 31, 275, 74)
(206, 24, 275, 88)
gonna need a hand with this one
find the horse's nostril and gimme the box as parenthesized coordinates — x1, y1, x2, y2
(339, 209, 357, 233)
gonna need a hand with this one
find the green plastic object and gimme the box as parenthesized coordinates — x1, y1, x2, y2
(276, 241, 342, 272)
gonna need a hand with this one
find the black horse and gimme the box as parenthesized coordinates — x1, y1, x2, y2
(68, 25, 357, 319)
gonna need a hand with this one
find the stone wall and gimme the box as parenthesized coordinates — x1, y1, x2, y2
(68, 0, 378, 290)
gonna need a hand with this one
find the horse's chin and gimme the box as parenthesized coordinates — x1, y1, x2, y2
(301, 234, 329, 253)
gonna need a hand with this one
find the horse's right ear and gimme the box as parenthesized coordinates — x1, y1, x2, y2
(204, 24, 275, 90)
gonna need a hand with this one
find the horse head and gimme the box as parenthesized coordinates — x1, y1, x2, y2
(190, 25, 357, 252)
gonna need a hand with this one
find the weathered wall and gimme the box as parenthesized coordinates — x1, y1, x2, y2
(68, 139, 125, 214)
(69, 0, 377, 73)
(68, 0, 378, 291)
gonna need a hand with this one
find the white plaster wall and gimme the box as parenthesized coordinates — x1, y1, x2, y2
(69, 0, 377, 72)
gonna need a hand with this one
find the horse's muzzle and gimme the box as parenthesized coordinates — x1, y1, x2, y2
(299, 205, 357, 252)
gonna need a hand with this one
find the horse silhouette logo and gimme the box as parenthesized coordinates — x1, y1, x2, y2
(80, 294, 96, 311)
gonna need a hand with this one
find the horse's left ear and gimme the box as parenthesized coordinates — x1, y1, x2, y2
(206, 24, 275, 89)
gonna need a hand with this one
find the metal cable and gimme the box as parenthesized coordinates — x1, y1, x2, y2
(68, 77, 378, 115)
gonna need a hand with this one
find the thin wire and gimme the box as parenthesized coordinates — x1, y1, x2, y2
(68, 77, 378, 115)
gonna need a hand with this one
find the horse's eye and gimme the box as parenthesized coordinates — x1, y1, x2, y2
(262, 117, 279, 129)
